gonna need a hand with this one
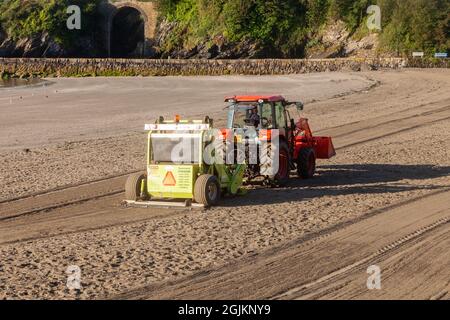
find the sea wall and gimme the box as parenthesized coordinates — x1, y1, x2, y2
(0, 57, 447, 78)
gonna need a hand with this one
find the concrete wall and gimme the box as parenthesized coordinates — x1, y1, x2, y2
(0, 58, 448, 78)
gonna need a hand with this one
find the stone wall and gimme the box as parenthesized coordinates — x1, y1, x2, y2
(407, 58, 450, 69)
(0, 57, 448, 78)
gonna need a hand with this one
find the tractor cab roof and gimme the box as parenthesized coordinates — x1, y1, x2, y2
(225, 95, 286, 103)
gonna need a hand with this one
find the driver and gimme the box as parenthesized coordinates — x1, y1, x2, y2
(247, 107, 260, 128)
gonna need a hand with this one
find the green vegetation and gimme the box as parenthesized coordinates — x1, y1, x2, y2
(0, 0, 448, 57)
(1, 70, 12, 79)
(155, 0, 449, 56)
(155, 0, 310, 56)
(0, 0, 100, 47)
(378, 0, 449, 55)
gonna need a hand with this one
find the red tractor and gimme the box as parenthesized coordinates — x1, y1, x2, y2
(224, 95, 336, 186)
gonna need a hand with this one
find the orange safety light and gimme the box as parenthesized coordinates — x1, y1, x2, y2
(220, 129, 232, 140)
(259, 129, 272, 141)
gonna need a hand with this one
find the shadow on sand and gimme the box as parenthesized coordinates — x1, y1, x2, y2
(220, 164, 450, 207)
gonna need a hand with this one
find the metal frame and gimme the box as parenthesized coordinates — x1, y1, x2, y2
(126, 118, 247, 207)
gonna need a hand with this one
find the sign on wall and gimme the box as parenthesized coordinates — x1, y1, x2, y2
(434, 53, 448, 58)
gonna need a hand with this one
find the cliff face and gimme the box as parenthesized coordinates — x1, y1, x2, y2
(0, 0, 447, 59)
(153, 19, 379, 59)
(154, 20, 266, 59)
(305, 21, 379, 59)
(0, 24, 379, 59)
(0, 33, 66, 58)
(0, 1, 379, 59)
(0, 0, 102, 58)
(0, 13, 381, 59)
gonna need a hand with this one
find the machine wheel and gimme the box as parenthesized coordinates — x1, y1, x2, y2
(194, 174, 221, 207)
(125, 172, 147, 201)
(297, 148, 316, 179)
(274, 141, 290, 187)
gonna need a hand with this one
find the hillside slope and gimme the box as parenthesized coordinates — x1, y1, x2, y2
(0, 0, 448, 58)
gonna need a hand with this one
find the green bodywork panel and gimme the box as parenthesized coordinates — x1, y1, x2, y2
(146, 164, 199, 199)
(215, 164, 246, 195)
(146, 163, 246, 200)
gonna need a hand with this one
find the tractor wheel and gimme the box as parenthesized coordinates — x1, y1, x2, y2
(297, 148, 316, 179)
(194, 174, 221, 207)
(125, 172, 147, 201)
(274, 141, 290, 187)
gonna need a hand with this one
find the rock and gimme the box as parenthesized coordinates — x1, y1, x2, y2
(0, 33, 49, 57)
(44, 38, 66, 57)
(0, 32, 80, 58)
(0, 38, 16, 57)
(154, 18, 269, 59)
(321, 20, 350, 44)
(216, 38, 264, 59)
(10, 33, 48, 57)
(344, 33, 379, 58)
(306, 20, 379, 59)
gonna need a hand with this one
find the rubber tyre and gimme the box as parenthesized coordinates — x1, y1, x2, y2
(125, 172, 147, 201)
(274, 141, 290, 187)
(297, 148, 316, 179)
(194, 174, 221, 207)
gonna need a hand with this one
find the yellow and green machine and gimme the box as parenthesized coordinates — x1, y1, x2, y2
(124, 117, 246, 208)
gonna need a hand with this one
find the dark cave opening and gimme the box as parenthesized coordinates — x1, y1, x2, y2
(111, 7, 145, 58)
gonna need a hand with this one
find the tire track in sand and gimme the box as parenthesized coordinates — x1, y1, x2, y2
(2, 97, 449, 223)
(1, 102, 450, 245)
(113, 189, 450, 300)
(1, 74, 449, 247)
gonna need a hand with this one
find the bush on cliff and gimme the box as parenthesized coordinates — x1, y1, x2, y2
(0, 0, 448, 58)
(0, 0, 101, 55)
(155, 0, 449, 57)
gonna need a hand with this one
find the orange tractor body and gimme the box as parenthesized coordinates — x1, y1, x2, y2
(225, 95, 335, 184)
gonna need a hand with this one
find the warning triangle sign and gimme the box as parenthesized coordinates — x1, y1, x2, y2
(163, 171, 177, 186)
